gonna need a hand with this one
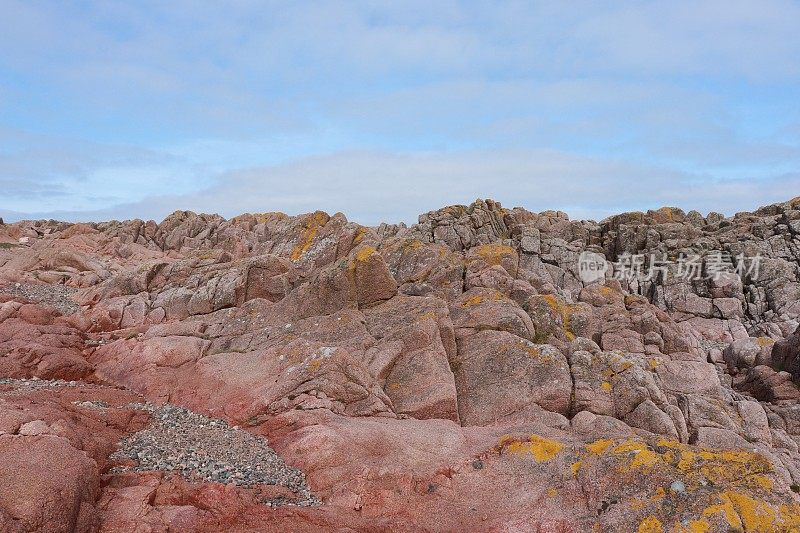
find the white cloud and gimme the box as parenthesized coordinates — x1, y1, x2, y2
(3, 149, 797, 225)
(0, 1, 799, 221)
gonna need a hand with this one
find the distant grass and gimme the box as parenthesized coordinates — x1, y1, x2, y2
(0, 243, 17, 249)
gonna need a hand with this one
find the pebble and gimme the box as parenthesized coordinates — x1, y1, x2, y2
(112, 403, 319, 507)
(669, 480, 687, 495)
(0, 282, 80, 315)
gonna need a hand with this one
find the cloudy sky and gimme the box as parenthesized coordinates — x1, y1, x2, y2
(1, 1, 799, 224)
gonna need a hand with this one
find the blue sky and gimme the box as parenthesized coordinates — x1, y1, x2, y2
(1, 0, 799, 224)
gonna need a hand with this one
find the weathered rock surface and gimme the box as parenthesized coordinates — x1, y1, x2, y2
(2, 197, 800, 531)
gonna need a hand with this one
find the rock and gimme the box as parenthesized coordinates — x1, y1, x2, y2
(3, 198, 800, 530)
(693, 427, 752, 449)
(18, 419, 49, 436)
(363, 296, 458, 421)
(656, 360, 721, 395)
(623, 400, 678, 439)
(772, 325, 800, 384)
(738, 365, 800, 403)
(450, 288, 535, 341)
(713, 297, 743, 319)
(723, 337, 767, 373)
(452, 330, 571, 425)
(0, 435, 99, 532)
(736, 400, 772, 445)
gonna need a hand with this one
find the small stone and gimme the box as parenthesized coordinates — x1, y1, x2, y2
(669, 481, 686, 495)
(19, 419, 50, 436)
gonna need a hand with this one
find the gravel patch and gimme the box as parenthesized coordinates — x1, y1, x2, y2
(0, 282, 80, 315)
(73, 399, 110, 410)
(112, 403, 319, 507)
(0, 377, 81, 390)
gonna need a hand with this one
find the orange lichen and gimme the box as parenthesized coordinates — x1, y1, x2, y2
(700, 491, 789, 531)
(402, 239, 425, 250)
(542, 294, 577, 341)
(675, 519, 711, 533)
(503, 434, 564, 462)
(462, 295, 484, 307)
(352, 226, 368, 243)
(657, 206, 676, 221)
(290, 211, 328, 260)
(253, 212, 288, 224)
(780, 503, 800, 529)
(574, 437, 791, 532)
(599, 285, 615, 297)
(613, 440, 661, 470)
(652, 438, 775, 493)
(473, 244, 516, 267)
(416, 311, 437, 322)
(755, 336, 774, 347)
(586, 439, 614, 455)
(460, 290, 505, 308)
(354, 245, 376, 262)
(637, 516, 663, 533)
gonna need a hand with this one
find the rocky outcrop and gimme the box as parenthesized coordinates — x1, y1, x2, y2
(3, 197, 800, 531)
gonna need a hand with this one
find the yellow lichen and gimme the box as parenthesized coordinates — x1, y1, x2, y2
(637, 516, 663, 533)
(462, 295, 483, 307)
(460, 290, 505, 308)
(701, 491, 788, 532)
(613, 440, 661, 470)
(473, 244, 516, 267)
(657, 206, 676, 221)
(755, 336, 774, 347)
(599, 285, 615, 297)
(702, 494, 741, 529)
(354, 245, 376, 262)
(570, 461, 582, 475)
(253, 212, 289, 224)
(682, 519, 711, 533)
(586, 439, 614, 455)
(403, 239, 425, 250)
(601, 381, 613, 392)
(504, 434, 564, 462)
(416, 311, 437, 322)
(542, 294, 577, 341)
(290, 211, 328, 261)
(779, 504, 800, 529)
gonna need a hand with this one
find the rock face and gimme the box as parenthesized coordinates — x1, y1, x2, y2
(2, 198, 800, 531)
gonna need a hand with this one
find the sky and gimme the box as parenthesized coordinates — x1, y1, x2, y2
(1, 0, 799, 225)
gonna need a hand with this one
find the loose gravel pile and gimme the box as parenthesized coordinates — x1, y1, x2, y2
(112, 404, 319, 506)
(0, 282, 80, 315)
(0, 377, 81, 391)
